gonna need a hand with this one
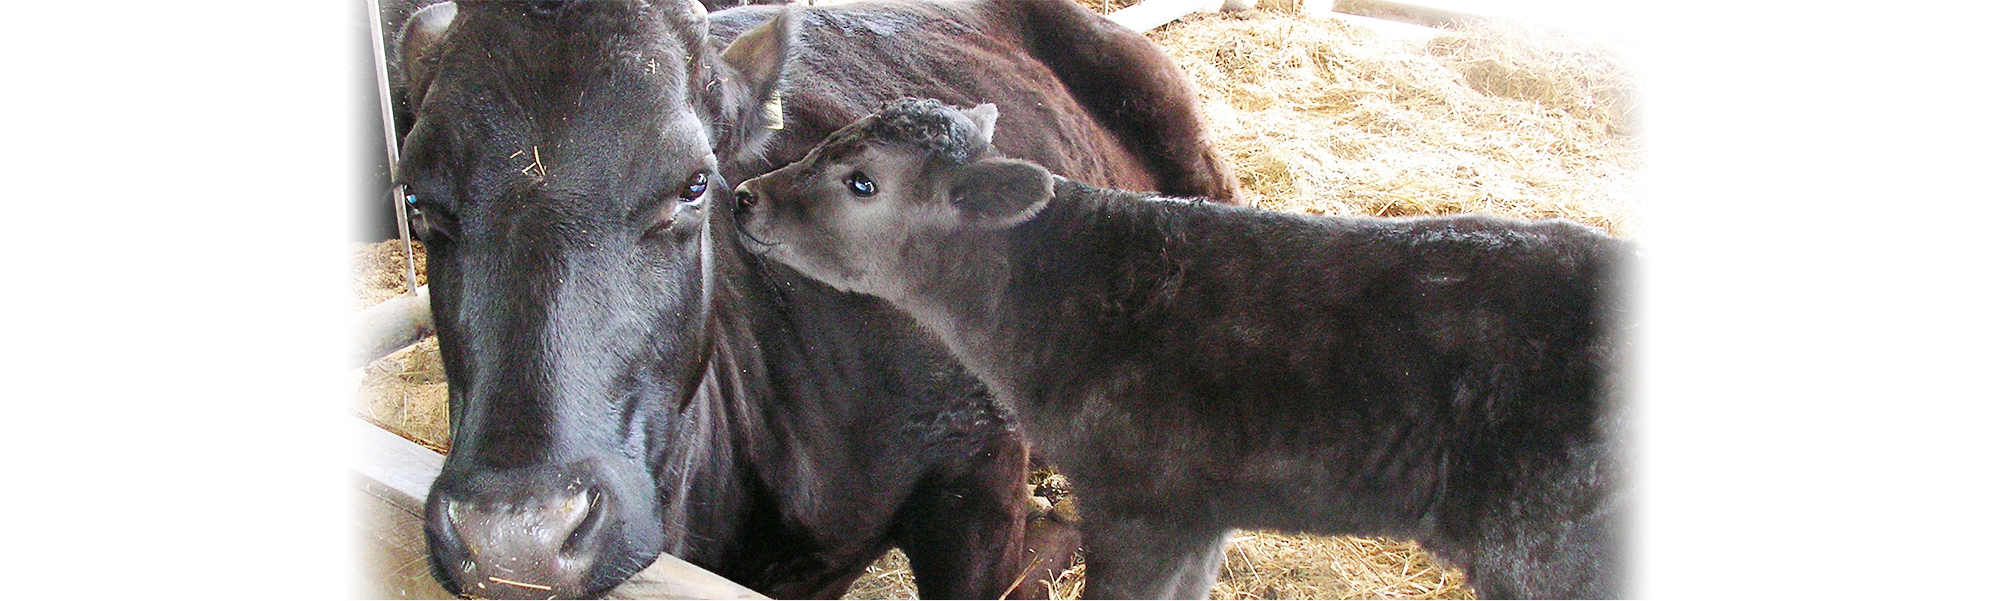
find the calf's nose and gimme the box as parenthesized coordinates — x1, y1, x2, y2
(432, 487, 606, 599)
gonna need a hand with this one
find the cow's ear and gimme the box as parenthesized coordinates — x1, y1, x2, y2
(396, 2, 458, 110)
(720, 6, 797, 120)
(964, 103, 999, 148)
(949, 158, 1054, 229)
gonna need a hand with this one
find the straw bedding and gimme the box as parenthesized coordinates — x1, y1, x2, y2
(352, 4, 1637, 598)
(1158, 9, 1639, 234)
(351, 241, 450, 452)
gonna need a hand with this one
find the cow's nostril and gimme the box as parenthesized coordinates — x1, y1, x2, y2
(559, 490, 601, 553)
(735, 189, 757, 208)
(438, 488, 608, 597)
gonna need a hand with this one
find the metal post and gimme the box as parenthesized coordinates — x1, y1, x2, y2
(367, 0, 419, 298)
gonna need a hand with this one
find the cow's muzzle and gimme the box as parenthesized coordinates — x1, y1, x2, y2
(425, 463, 628, 599)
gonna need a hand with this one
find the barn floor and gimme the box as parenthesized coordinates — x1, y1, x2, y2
(352, 2, 1635, 598)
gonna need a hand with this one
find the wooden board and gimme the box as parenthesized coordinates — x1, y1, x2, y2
(355, 480, 455, 599)
(349, 418, 768, 599)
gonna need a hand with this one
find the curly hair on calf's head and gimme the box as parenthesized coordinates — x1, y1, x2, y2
(866, 98, 988, 166)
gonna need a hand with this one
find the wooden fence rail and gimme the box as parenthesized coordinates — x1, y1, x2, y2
(351, 417, 768, 599)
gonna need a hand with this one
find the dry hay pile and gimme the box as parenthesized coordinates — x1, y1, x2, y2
(351, 4, 1637, 599)
(351, 240, 425, 310)
(1162, 9, 1639, 235)
(843, 521, 1472, 601)
(351, 241, 449, 452)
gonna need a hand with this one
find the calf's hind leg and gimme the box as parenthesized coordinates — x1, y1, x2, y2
(1450, 439, 1627, 598)
(1078, 510, 1229, 599)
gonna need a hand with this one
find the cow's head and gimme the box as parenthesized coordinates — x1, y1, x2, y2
(735, 99, 1053, 301)
(392, 1, 792, 597)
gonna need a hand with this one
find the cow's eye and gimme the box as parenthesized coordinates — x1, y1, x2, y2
(402, 189, 448, 241)
(400, 192, 428, 232)
(680, 172, 709, 202)
(845, 172, 876, 197)
(649, 173, 709, 240)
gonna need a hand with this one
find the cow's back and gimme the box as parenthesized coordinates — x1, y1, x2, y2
(707, 0, 1237, 201)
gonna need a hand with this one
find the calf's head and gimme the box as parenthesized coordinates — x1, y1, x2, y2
(391, 1, 793, 597)
(735, 99, 1054, 300)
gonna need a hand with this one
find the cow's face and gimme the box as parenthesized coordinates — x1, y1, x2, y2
(392, 1, 791, 597)
(736, 99, 1052, 301)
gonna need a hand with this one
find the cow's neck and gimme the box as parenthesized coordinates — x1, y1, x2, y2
(646, 246, 779, 563)
(663, 246, 903, 582)
(649, 324, 750, 561)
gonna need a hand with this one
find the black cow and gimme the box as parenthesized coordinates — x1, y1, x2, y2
(389, 0, 1237, 598)
(737, 99, 1633, 599)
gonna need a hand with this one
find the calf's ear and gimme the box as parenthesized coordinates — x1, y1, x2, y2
(949, 158, 1054, 229)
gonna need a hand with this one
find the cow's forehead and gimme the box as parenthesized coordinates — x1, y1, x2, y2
(409, 0, 720, 208)
(431, 1, 703, 117)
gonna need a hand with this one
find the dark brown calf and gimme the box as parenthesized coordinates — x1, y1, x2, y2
(738, 99, 1633, 599)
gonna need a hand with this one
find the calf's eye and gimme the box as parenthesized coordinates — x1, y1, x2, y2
(680, 172, 709, 201)
(845, 172, 877, 197)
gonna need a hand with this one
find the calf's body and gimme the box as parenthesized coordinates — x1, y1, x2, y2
(738, 100, 1632, 599)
